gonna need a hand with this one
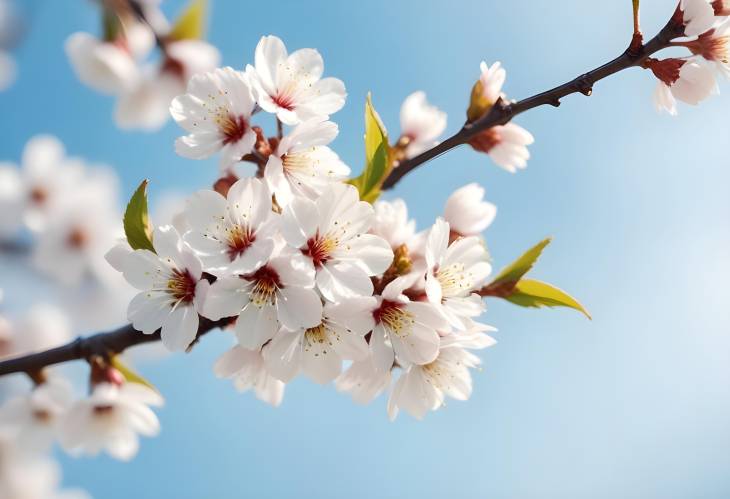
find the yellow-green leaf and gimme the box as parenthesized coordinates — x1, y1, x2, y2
(123, 180, 155, 252)
(110, 356, 157, 391)
(491, 237, 551, 286)
(169, 0, 207, 41)
(101, 8, 121, 42)
(504, 278, 591, 319)
(348, 93, 390, 202)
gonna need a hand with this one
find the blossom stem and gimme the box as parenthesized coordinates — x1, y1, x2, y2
(382, 17, 684, 190)
(0, 317, 228, 377)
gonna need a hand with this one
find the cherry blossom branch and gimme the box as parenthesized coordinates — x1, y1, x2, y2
(0, 317, 227, 378)
(381, 16, 683, 190)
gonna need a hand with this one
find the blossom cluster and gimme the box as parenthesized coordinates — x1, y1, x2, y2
(65, 1, 220, 130)
(98, 35, 501, 423)
(651, 0, 730, 114)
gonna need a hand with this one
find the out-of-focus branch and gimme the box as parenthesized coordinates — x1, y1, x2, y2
(0, 317, 227, 378)
(382, 16, 682, 190)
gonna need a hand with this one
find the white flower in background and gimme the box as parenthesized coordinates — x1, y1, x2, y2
(184, 178, 278, 276)
(470, 123, 534, 173)
(398, 91, 447, 159)
(369, 275, 450, 374)
(0, 162, 22, 237)
(171, 67, 257, 169)
(387, 329, 496, 420)
(685, 20, 730, 78)
(680, 0, 716, 37)
(60, 381, 163, 461)
(1, 304, 72, 359)
(0, 437, 89, 499)
(0, 135, 84, 233)
(424, 219, 491, 330)
(370, 198, 417, 250)
(115, 69, 181, 131)
(0, 49, 15, 92)
(444, 183, 497, 237)
(651, 59, 717, 115)
(116, 225, 208, 352)
(214, 344, 285, 406)
(280, 183, 393, 302)
(0, 378, 73, 451)
(32, 170, 121, 286)
(246, 35, 346, 125)
(264, 117, 350, 207)
(202, 249, 322, 350)
(263, 297, 374, 384)
(116, 40, 221, 131)
(479, 61, 506, 104)
(335, 355, 392, 404)
(65, 32, 142, 95)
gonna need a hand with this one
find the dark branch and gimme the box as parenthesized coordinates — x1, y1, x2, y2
(382, 19, 684, 190)
(0, 317, 227, 377)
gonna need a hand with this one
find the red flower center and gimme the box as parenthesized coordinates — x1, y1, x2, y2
(220, 114, 249, 145)
(303, 234, 336, 268)
(227, 225, 256, 261)
(168, 269, 197, 303)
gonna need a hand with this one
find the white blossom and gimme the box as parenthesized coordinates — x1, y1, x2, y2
(65, 32, 141, 95)
(444, 183, 497, 237)
(60, 382, 163, 461)
(370, 198, 417, 250)
(387, 329, 496, 420)
(479, 61, 506, 104)
(652, 59, 717, 115)
(335, 355, 392, 405)
(246, 35, 346, 125)
(680, 0, 716, 37)
(202, 248, 322, 350)
(214, 344, 284, 406)
(264, 117, 350, 207)
(0, 378, 72, 452)
(115, 225, 208, 352)
(280, 183, 393, 302)
(398, 91, 447, 159)
(368, 275, 450, 374)
(184, 177, 279, 276)
(171, 67, 257, 170)
(263, 297, 374, 384)
(424, 218, 492, 330)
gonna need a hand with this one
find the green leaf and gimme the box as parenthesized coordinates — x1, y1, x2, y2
(505, 278, 591, 319)
(101, 8, 121, 42)
(491, 237, 551, 286)
(123, 180, 155, 252)
(169, 0, 207, 41)
(110, 356, 158, 391)
(348, 93, 390, 202)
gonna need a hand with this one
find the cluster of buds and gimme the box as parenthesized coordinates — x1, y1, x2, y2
(650, 0, 730, 114)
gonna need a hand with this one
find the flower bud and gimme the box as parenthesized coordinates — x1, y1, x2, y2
(467, 61, 506, 122)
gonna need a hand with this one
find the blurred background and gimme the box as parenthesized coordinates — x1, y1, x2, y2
(1, 0, 729, 497)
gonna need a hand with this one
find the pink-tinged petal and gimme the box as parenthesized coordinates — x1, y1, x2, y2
(299, 77, 347, 118)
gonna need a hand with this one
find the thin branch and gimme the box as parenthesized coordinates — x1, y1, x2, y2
(382, 18, 683, 190)
(0, 318, 227, 377)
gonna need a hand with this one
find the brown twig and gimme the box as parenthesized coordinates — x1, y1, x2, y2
(0, 318, 227, 378)
(381, 16, 683, 190)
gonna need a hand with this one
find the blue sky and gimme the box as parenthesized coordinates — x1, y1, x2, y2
(1, 1, 729, 498)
